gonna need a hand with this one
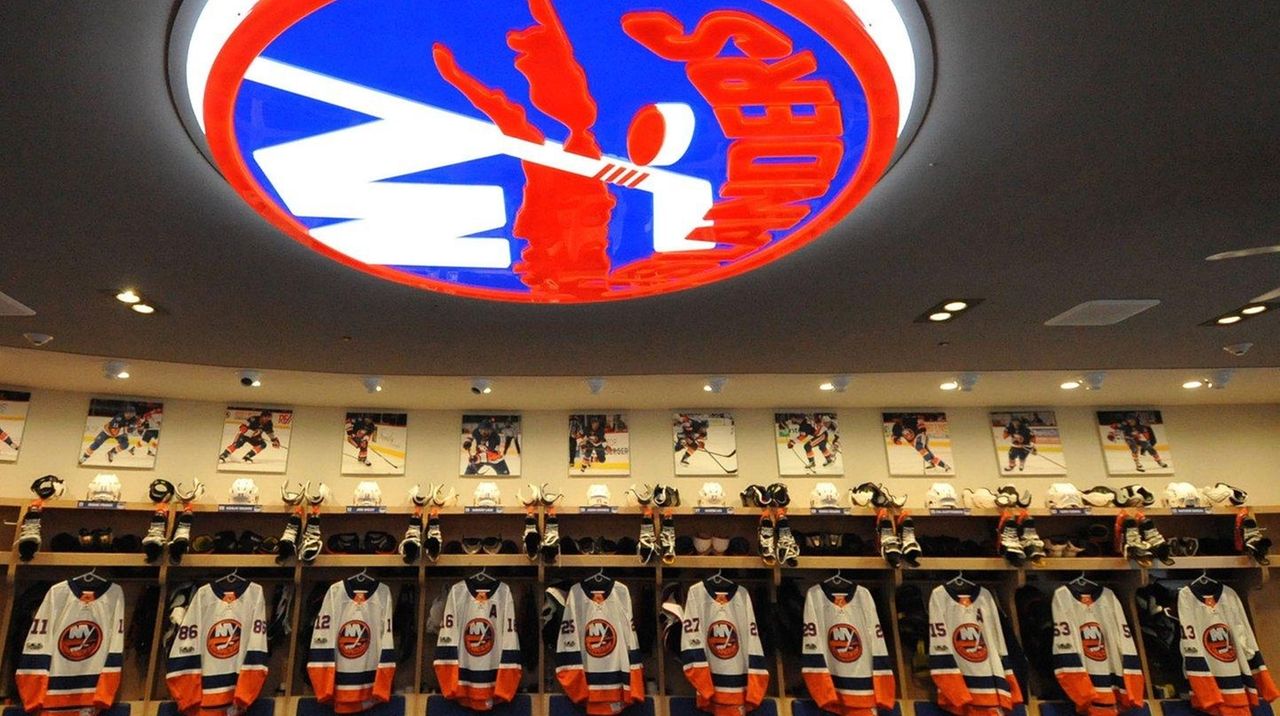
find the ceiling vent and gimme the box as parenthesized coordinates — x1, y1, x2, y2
(0, 291, 35, 316)
(1044, 299, 1159, 326)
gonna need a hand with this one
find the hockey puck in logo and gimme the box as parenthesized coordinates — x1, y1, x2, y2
(827, 623, 863, 663)
(206, 619, 243, 659)
(706, 620, 740, 660)
(464, 618, 496, 657)
(583, 619, 617, 658)
(337, 620, 372, 659)
(951, 623, 989, 663)
(58, 620, 103, 662)
(1202, 623, 1237, 663)
(1079, 622, 1108, 662)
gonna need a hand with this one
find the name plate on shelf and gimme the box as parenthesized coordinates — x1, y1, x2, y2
(693, 506, 733, 514)
(77, 500, 124, 509)
(1050, 507, 1091, 515)
(928, 508, 970, 516)
(218, 504, 263, 513)
(809, 507, 848, 515)
(1172, 507, 1211, 515)
(345, 505, 387, 513)
(465, 506, 503, 514)
(578, 505, 618, 514)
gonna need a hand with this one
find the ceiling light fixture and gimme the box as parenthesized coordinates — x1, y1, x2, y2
(1241, 305, 1267, 315)
(819, 375, 852, 393)
(22, 332, 53, 347)
(939, 380, 959, 391)
(586, 377, 606, 395)
(104, 360, 130, 380)
(131, 303, 156, 314)
(1204, 245, 1280, 261)
(1216, 315, 1242, 325)
(238, 370, 262, 388)
(703, 376, 727, 394)
(1060, 380, 1082, 390)
(115, 289, 141, 304)
(1182, 380, 1204, 390)
(1205, 301, 1275, 326)
(916, 299, 983, 323)
(470, 378, 493, 395)
(363, 376, 384, 393)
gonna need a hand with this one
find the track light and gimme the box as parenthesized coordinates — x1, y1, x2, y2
(470, 378, 493, 395)
(819, 375, 851, 392)
(238, 370, 262, 388)
(104, 360, 130, 380)
(363, 376, 384, 393)
(703, 376, 727, 393)
(586, 377, 605, 395)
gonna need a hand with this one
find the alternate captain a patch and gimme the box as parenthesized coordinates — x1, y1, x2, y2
(194, 0, 907, 302)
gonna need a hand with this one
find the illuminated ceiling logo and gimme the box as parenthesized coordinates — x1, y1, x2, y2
(174, 0, 929, 302)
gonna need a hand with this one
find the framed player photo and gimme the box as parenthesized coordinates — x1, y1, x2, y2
(460, 415, 522, 476)
(775, 412, 843, 475)
(673, 412, 738, 475)
(569, 413, 630, 476)
(0, 390, 31, 463)
(78, 398, 164, 469)
(990, 411, 1066, 476)
(217, 407, 293, 473)
(342, 411, 407, 475)
(882, 412, 954, 476)
(1096, 410, 1173, 475)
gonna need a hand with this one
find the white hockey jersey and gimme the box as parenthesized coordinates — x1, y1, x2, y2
(307, 579, 396, 714)
(801, 583, 895, 716)
(16, 580, 126, 716)
(679, 579, 769, 716)
(167, 581, 270, 716)
(1050, 585, 1144, 716)
(555, 578, 645, 715)
(433, 579, 523, 711)
(928, 585, 1023, 716)
(1178, 583, 1278, 716)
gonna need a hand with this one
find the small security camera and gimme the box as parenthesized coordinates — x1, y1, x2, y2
(470, 378, 492, 395)
(22, 332, 53, 347)
(1223, 342, 1253, 357)
(238, 370, 262, 387)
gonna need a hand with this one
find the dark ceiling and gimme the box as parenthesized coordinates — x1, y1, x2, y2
(1, 1, 1278, 376)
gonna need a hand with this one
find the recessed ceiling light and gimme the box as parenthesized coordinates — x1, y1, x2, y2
(115, 289, 141, 304)
(1217, 315, 1242, 325)
(1060, 380, 1082, 390)
(1241, 305, 1267, 315)
(131, 303, 156, 314)
(929, 312, 952, 322)
(703, 376, 727, 394)
(104, 360, 130, 380)
(818, 382, 835, 391)
(939, 380, 959, 391)
(942, 301, 968, 312)
(916, 299, 983, 323)
(1182, 380, 1205, 389)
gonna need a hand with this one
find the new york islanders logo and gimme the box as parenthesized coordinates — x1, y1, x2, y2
(58, 620, 102, 662)
(827, 623, 863, 663)
(952, 623, 989, 663)
(1079, 622, 1107, 661)
(707, 620, 741, 660)
(207, 619, 243, 659)
(464, 618, 496, 657)
(184, 0, 921, 303)
(583, 619, 617, 657)
(1203, 623, 1237, 663)
(337, 620, 371, 659)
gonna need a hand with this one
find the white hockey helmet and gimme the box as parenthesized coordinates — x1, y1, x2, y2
(1045, 483, 1084, 509)
(962, 487, 998, 509)
(586, 484, 612, 507)
(474, 481, 501, 507)
(353, 481, 383, 507)
(1163, 482, 1202, 508)
(87, 473, 122, 502)
(925, 483, 959, 509)
(697, 482, 726, 507)
(810, 482, 840, 509)
(228, 478, 260, 504)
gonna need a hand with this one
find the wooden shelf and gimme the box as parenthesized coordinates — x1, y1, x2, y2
(17, 552, 159, 568)
(1031, 557, 1134, 571)
(786, 556, 892, 570)
(662, 555, 772, 570)
(304, 554, 412, 568)
(553, 555, 648, 569)
(172, 554, 290, 569)
(430, 554, 536, 568)
(1145, 555, 1260, 570)
(909, 557, 1017, 571)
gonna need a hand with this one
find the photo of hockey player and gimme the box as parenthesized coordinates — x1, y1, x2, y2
(1096, 410, 1173, 475)
(775, 412, 843, 475)
(342, 411, 407, 475)
(673, 412, 737, 475)
(882, 412, 954, 476)
(460, 414, 522, 476)
(78, 398, 164, 468)
(0, 390, 30, 463)
(569, 413, 630, 475)
(217, 407, 293, 473)
(990, 411, 1066, 475)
